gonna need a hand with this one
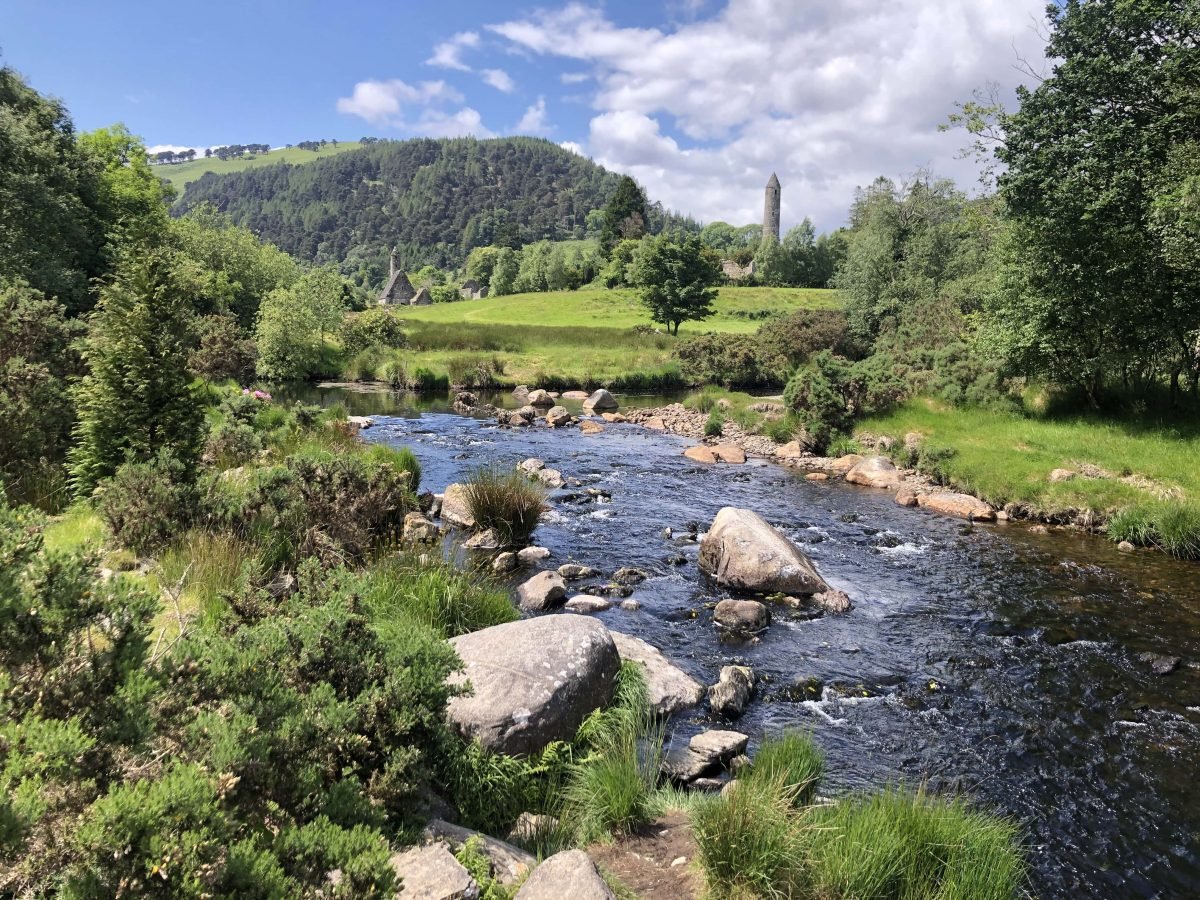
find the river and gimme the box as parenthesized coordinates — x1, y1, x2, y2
(295, 386, 1200, 898)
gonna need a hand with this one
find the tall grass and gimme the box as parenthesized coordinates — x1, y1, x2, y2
(157, 530, 261, 623)
(363, 444, 422, 494)
(1107, 502, 1200, 559)
(743, 730, 824, 807)
(463, 464, 546, 544)
(356, 555, 516, 639)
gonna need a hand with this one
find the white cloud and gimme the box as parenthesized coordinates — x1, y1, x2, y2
(559, 140, 587, 156)
(147, 143, 204, 156)
(414, 107, 495, 139)
(336, 79, 463, 126)
(560, 72, 591, 84)
(480, 68, 516, 92)
(515, 97, 551, 135)
(489, 0, 1049, 229)
(427, 31, 480, 71)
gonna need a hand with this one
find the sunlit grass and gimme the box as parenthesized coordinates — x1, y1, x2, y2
(43, 504, 106, 554)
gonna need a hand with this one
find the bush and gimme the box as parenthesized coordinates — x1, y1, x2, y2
(363, 444, 421, 494)
(762, 415, 799, 444)
(446, 354, 505, 389)
(340, 308, 407, 357)
(704, 411, 725, 438)
(675, 333, 778, 388)
(783, 351, 855, 453)
(188, 314, 256, 383)
(204, 419, 263, 469)
(96, 450, 197, 555)
(464, 465, 546, 544)
(757, 307, 863, 371)
(411, 367, 451, 393)
(686, 391, 717, 414)
(344, 348, 384, 382)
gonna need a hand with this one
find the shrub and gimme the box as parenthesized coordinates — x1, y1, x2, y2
(783, 351, 855, 453)
(704, 411, 725, 437)
(675, 333, 777, 388)
(412, 367, 451, 393)
(96, 450, 197, 555)
(446, 354, 505, 389)
(188, 314, 256, 383)
(762, 415, 799, 444)
(340, 308, 407, 357)
(363, 444, 422, 493)
(686, 391, 717, 414)
(757, 307, 864, 371)
(464, 465, 546, 544)
(344, 348, 384, 382)
(204, 420, 263, 469)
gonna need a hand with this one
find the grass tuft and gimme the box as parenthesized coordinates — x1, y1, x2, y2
(744, 730, 824, 808)
(464, 464, 546, 544)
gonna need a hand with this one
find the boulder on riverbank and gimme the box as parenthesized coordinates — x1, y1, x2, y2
(423, 819, 535, 885)
(439, 484, 476, 529)
(582, 389, 618, 412)
(845, 456, 902, 489)
(389, 844, 477, 899)
(698, 507, 830, 595)
(663, 729, 749, 783)
(447, 617, 620, 756)
(516, 571, 566, 611)
(609, 631, 705, 717)
(917, 491, 996, 521)
(527, 389, 554, 407)
(515, 849, 615, 900)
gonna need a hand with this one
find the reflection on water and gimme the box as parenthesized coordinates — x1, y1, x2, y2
(293, 386, 1200, 898)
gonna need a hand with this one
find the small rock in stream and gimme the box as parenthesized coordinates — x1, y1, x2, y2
(1137, 652, 1181, 676)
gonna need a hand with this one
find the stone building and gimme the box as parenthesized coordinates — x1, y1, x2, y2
(410, 286, 432, 306)
(378, 249, 416, 306)
(460, 279, 488, 300)
(763, 172, 781, 242)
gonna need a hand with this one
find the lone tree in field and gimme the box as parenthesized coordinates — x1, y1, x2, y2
(634, 234, 719, 335)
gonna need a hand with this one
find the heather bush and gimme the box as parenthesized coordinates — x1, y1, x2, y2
(96, 450, 198, 555)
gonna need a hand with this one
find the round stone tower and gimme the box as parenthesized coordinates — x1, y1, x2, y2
(763, 172, 781, 242)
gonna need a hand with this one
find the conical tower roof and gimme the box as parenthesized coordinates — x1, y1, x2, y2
(767, 172, 780, 188)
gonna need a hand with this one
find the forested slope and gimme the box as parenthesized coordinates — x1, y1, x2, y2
(173, 136, 690, 274)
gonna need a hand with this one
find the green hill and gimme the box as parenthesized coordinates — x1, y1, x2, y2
(172, 136, 697, 277)
(153, 142, 364, 195)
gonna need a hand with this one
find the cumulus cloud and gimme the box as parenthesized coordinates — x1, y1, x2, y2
(560, 72, 591, 84)
(427, 31, 480, 71)
(481, 68, 516, 92)
(488, 0, 1049, 229)
(336, 79, 463, 126)
(414, 107, 495, 139)
(559, 140, 587, 156)
(515, 97, 551, 135)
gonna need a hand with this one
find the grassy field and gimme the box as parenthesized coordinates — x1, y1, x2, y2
(398, 286, 837, 334)
(155, 142, 364, 195)
(858, 398, 1200, 524)
(349, 286, 838, 387)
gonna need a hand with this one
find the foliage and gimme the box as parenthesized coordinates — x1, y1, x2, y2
(633, 234, 719, 335)
(171, 203, 299, 328)
(68, 247, 205, 496)
(464, 465, 546, 544)
(704, 411, 726, 438)
(783, 352, 856, 453)
(255, 266, 350, 380)
(675, 333, 779, 389)
(188, 314, 257, 383)
(989, 0, 1200, 406)
(488, 246, 520, 297)
(0, 278, 83, 509)
(96, 450, 198, 556)
(78, 123, 173, 255)
(600, 175, 649, 253)
(204, 419, 263, 469)
(757, 307, 862, 372)
(1106, 502, 1200, 560)
(341, 308, 408, 357)
(743, 730, 824, 808)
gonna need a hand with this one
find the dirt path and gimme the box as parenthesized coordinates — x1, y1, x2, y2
(588, 810, 703, 899)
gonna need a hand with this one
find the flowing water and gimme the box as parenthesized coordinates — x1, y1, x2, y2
(297, 386, 1200, 898)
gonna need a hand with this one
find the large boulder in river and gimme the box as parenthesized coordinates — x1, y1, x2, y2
(713, 599, 770, 633)
(447, 616, 620, 756)
(545, 405, 571, 427)
(515, 850, 615, 900)
(609, 631, 705, 717)
(845, 456, 902, 489)
(917, 491, 995, 521)
(439, 484, 476, 528)
(698, 507, 829, 595)
(582, 389, 618, 412)
(527, 389, 554, 407)
(516, 571, 566, 611)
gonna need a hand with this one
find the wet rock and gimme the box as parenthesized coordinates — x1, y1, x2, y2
(684, 446, 719, 464)
(463, 529, 504, 550)
(527, 389, 554, 407)
(1049, 468, 1077, 483)
(713, 599, 770, 633)
(775, 441, 805, 460)
(447, 616, 619, 756)
(492, 552, 518, 574)
(517, 546, 551, 565)
(600, 412, 627, 423)
(712, 444, 747, 464)
(698, 507, 830, 595)
(666, 554, 688, 566)
(831, 454, 863, 474)
(565, 596, 612, 614)
(708, 665, 755, 718)
(512, 385, 530, 403)
(424, 819, 536, 885)
(582, 389, 618, 412)
(918, 491, 995, 521)
(515, 406, 538, 421)
(518, 458, 545, 474)
(663, 729, 749, 782)
(805, 472, 828, 482)
(1030, 524, 1050, 534)
(440, 484, 476, 529)
(690, 777, 725, 792)
(516, 571, 567, 611)
(559, 563, 600, 580)
(509, 413, 531, 427)
(389, 843, 478, 900)
(562, 390, 591, 401)
(536, 468, 565, 489)
(894, 487, 920, 507)
(609, 631, 705, 717)
(545, 406, 571, 427)
(1118, 540, 1136, 553)
(454, 390, 479, 409)
(619, 599, 641, 611)
(515, 849, 615, 900)
(579, 420, 605, 435)
(813, 589, 853, 614)
(1138, 652, 1181, 675)
(645, 416, 667, 431)
(612, 567, 648, 585)
(845, 456, 902, 490)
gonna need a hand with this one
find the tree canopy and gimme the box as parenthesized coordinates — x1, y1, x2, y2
(633, 234, 720, 335)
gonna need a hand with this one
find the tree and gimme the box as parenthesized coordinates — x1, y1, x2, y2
(489, 247, 519, 296)
(255, 266, 348, 379)
(68, 248, 206, 496)
(600, 175, 648, 253)
(465, 245, 501, 285)
(633, 234, 719, 335)
(988, 0, 1200, 405)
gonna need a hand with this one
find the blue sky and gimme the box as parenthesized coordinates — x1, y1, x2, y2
(2, 0, 1049, 229)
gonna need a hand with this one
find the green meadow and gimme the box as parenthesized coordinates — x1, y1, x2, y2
(155, 141, 364, 195)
